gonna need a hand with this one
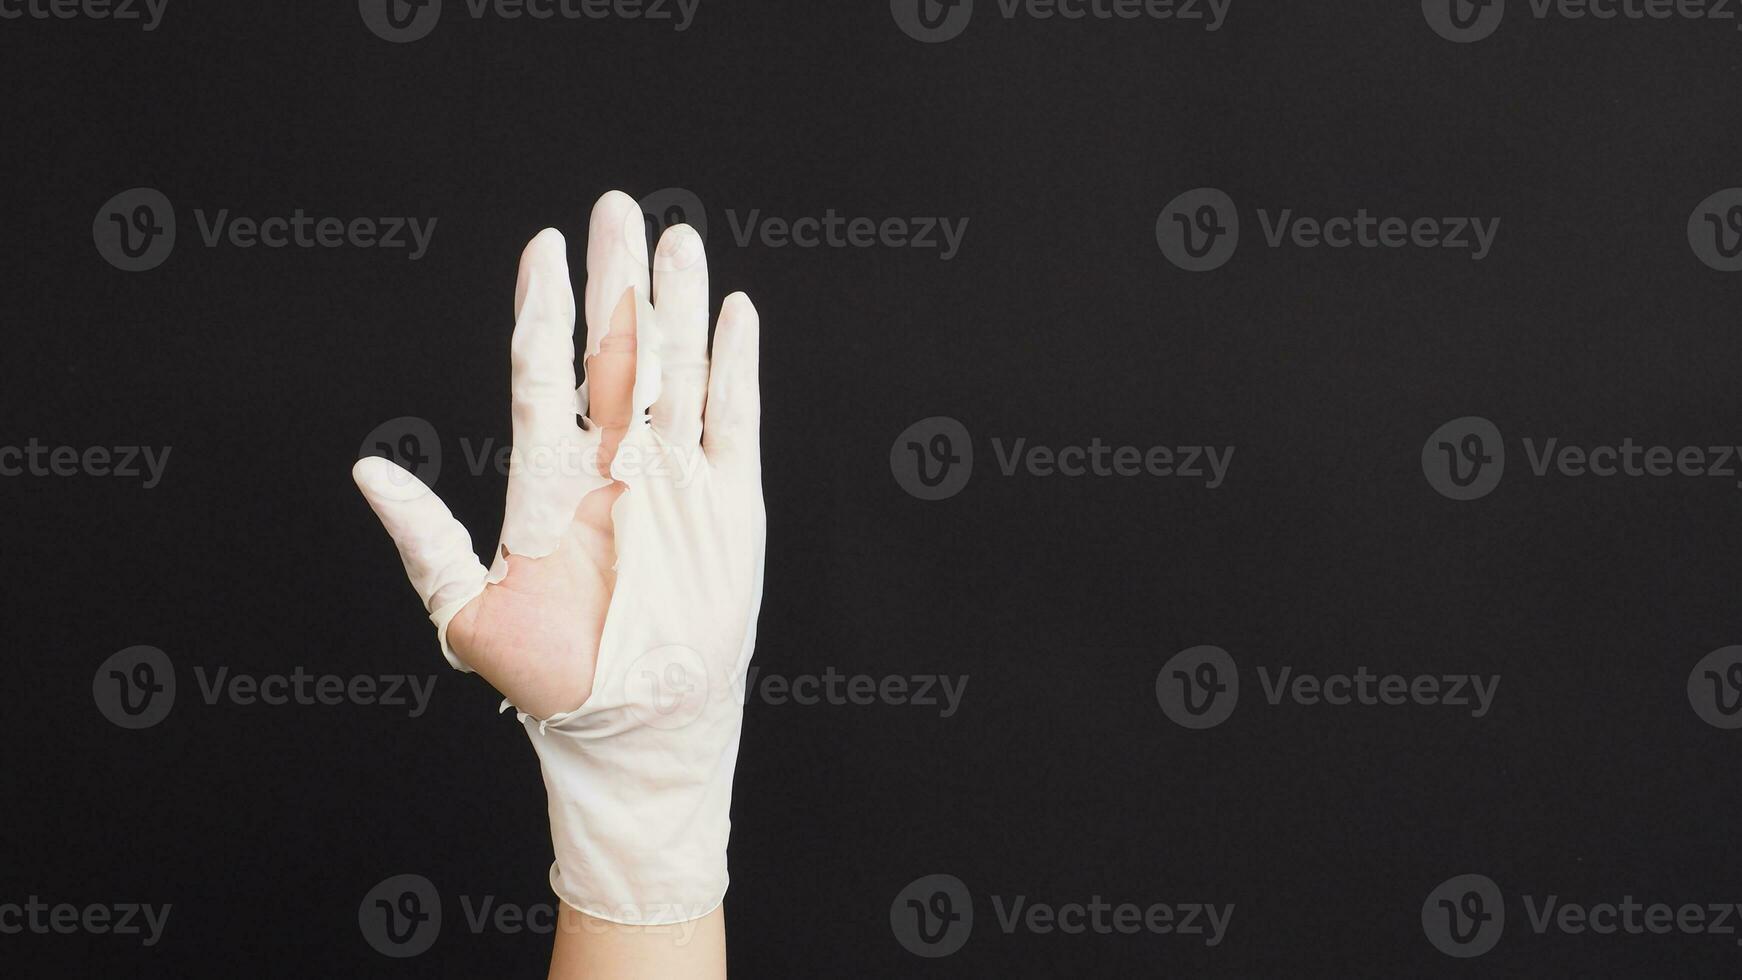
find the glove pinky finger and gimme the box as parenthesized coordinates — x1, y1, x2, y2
(703, 292, 760, 470)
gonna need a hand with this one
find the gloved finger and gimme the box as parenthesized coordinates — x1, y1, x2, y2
(581, 191, 651, 419)
(703, 291, 760, 470)
(504, 228, 587, 547)
(588, 288, 639, 473)
(352, 456, 489, 670)
(511, 228, 578, 433)
(650, 223, 709, 448)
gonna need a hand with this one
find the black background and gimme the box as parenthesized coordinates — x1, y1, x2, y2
(6, 0, 1742, 976)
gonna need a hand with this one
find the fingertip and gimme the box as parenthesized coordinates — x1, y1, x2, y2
(704, 291, 761, 457)
(352, 455, 427, 503)
(519, 228, 568, 275)
(352, 455, 392, 490)
(653, 219, 695, 255)
(590, 190, 640, 233)
(595, 189, 637, 211)
(656, 223, 694, 254)
(529, 226, 566, 252)
(516, 228, 571, 319)
(720, 292, 759, 345)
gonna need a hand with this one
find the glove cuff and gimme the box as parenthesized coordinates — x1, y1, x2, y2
(513, 699, 742, 925)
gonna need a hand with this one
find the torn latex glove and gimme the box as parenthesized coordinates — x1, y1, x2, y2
(352, 190, 765, 926)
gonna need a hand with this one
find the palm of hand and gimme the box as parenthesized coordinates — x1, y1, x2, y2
(447, 489, 620, 718)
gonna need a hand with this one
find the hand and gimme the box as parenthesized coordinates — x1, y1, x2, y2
(351, 190, 765, 934)
(351, 190, 763, 721)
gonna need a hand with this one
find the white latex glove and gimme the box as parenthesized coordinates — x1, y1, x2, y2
(351, 190, 765, 925)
